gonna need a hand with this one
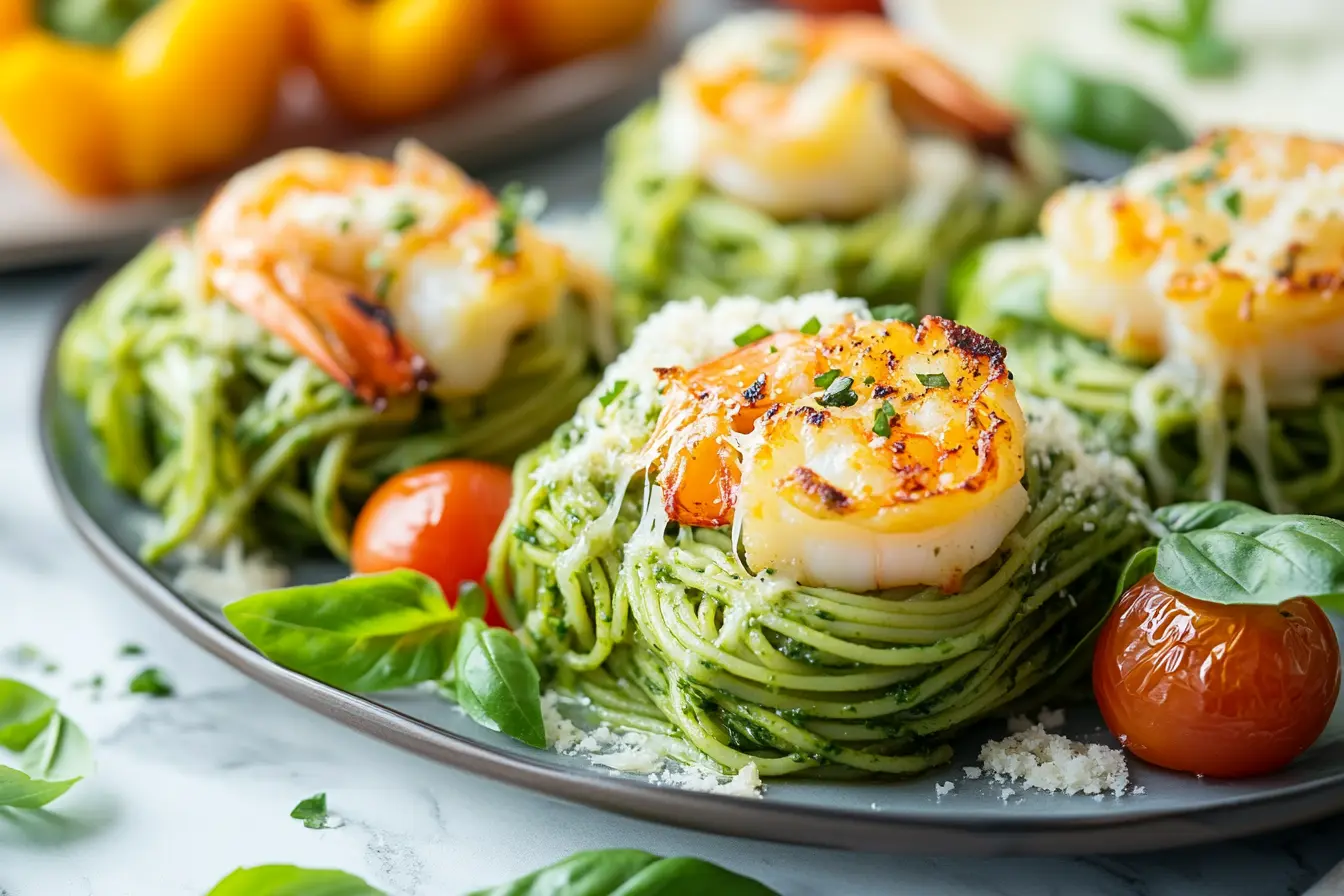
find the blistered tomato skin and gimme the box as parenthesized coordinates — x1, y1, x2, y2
(351, 460, 513, 627)
(1094, 575, 1340, 778)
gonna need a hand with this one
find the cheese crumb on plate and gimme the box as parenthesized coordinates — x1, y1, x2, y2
(979, 724, 1130, 797)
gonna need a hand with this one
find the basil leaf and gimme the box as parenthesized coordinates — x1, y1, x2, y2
(468, 849, 781, 896)
(206, 865, 385, 896)
(457, 581, 488, 620)
(454, 619, 545, 748)
(291, 792, 330, 829)
(224, 570, 462, 692)
(1155, 500, 1266, 534)
(0, 679, 56, 751)
(0, 707, 93, 809)
(468, 849, 659, 895)
(1155, 515, 1344, 605)
(129, 667, 174, 698)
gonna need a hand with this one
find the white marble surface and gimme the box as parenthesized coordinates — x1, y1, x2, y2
(1, 194, 1343, 894)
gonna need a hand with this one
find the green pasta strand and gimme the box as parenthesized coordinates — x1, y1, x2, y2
(604, 103, 1060, 337)
(950, 240, 1344, 516)
(490, 380, 1148, 779)
(58, 238, 606, 560)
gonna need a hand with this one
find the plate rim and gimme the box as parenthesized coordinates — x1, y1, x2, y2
(37, 266, 1344, 857)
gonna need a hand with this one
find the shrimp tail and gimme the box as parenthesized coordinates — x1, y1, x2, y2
(210, 258, 435, 407)
(818, 15, 1020, 163)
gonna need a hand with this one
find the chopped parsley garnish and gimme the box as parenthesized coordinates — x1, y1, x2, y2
(862, 375, 876, 386)
(872, 401, 897, 437)
(1153, 179, 1181, 211)
(818, 376, 858, 408)
(760, 43, 802, 82)
(870, 303, 919, 324)
(374, 272, 396, 302)
(1208, 243, 1230, 263)
(763, 568, 777, 575)
(495, 182, 525, 258)
(917, 372, 950, 389)
(129, 667, 173, 698)
(598, 379, 628, 408)
(119, 643, 144, 657)
(768, 345, 778, 354)
(387, 203, 418, 233)
(1220, 188, 1242, 217)
(1187, 165, 1217, 185)
(734, 324, 773, 346)
(291, 793, 331, 830)
(799, 316, 822, 335)
(814, 369, 841, 389)
(337, 218, 352, 235)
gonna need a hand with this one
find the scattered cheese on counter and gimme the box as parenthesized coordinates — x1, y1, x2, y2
(935, 781, 956, 797)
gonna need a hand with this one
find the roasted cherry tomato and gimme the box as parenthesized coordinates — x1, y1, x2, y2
(1094, 574, 1340, 778)
(776, 0, 887, 14)
(352, 460, 513, 627)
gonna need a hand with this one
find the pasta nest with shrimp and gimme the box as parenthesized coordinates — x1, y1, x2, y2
(603, 11, 1062, 337)
(488, 293, 1148, 779)
(57, 142, 615, 563)
(952, 128, 1344, 517)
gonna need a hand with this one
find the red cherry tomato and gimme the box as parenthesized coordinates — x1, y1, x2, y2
(1094, 574, 1340, 778)
(776, 0, 887, 15)
(352, 460, 514, 627)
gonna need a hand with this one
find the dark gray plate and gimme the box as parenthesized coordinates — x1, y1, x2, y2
(39, 273, 1344, 857)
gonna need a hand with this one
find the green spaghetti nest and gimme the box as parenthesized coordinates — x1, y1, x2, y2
(950, 240, 1344, 517)
(58, 238, 606, 563)
(603, 103, 1060, 336)
(489, 377, 1148, 779)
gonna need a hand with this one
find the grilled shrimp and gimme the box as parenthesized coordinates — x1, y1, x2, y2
(1042, 129, 1344, 387)
(657, 11, 1019, 220)
(195, 141, 606, 406)
(644, 316, 1028, 592)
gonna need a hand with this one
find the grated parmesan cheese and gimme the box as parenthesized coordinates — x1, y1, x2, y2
(540, 692, 763, 798)
(934, 781, 955, 797)
(174, 539, 290, 607)
(963, 766, 983, 780)
(979, 724, 1130, 797)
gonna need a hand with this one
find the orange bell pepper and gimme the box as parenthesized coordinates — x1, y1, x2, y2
(496, 0, 665, 70)
(0, 0, 288, 196)
(289, 0, 490, 124)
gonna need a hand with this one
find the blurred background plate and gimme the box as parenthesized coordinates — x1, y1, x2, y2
(0, 0, 725, 272)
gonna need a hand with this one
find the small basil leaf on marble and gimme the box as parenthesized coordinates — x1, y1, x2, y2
(0, 679, 57, 750)
(1152, 508, 1344, 606)
(291, 792, 330, 830)
(467, 849, 781, 896)
(454, 619, 546, 748)
(205, 865, 385, 896)
(0, 692, 94, 809)
(129, 667, 174, 698)
(1154, 500, 1265, 534)
(224, 569, 462, 692)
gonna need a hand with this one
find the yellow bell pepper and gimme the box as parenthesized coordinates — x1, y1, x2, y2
(496, 0, 664, 70)
(0, 0, 288, 196)
(289, 0, 490, 124)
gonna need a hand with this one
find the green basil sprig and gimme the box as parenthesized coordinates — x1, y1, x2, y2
(225, 570, 546, 747)
(0, 679, 93, 808)
(1149, 502, 1344, 606)
(454, 619, 546, 749)
(205, 865, 385, 896)
(467, 849, 781, 896)
(203, 852, 778, 896)
(224, 569, 465, 692)
(1108, 501, 1344, 607)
